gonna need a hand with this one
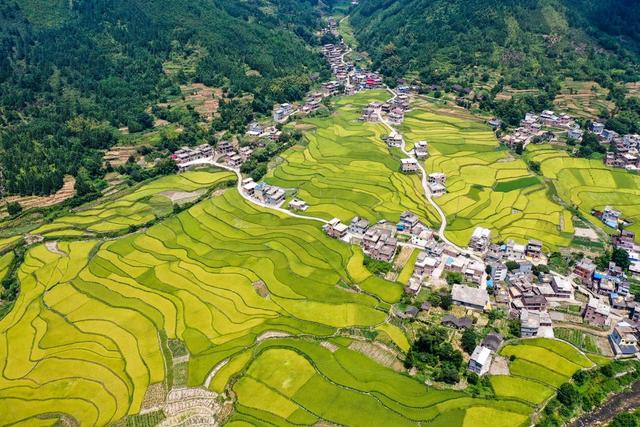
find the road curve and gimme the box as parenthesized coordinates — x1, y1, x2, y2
(376, 86, 482, 262)
(183, 158, 328, 224)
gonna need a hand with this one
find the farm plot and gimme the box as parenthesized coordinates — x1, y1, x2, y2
(266, 90, 440, 226)
(493, 338, 594, 404)
(554, 79, 614, 119)
(554, 328, 600, 354)
(0, 188, 402, 426)
(230, 338, 532, 427)
(527, 144, 640, 238)
(30, 170, 234, 236)
(399, 104, 573, 250)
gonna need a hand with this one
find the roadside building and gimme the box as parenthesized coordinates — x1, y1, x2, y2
(469, 227, 491, 253)
(400, 158, 419, 173)
(609, 322, 639, 356)
(323, 218, 348, 239)
(289, 199, 308, 211)
(414, 252, 439, 277)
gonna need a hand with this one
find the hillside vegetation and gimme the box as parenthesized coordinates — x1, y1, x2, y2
(0, 0, 327, 196)
(350, 0, 639, 88)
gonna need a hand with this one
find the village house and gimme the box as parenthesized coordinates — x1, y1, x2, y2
(388, 108, 404, 125)
(239, 146, 253, 161)
(384, 134, 404, 147)
(363, 227, 398, 262)
(349, 217, 370, 236)
(525, 240, 543, 259)
(441, 314, 473, 329)
(398, 211, 420, 231)
(254, 183, 286, 206)
(414, 140, 429, 159)
(428, 172, 446, 196)
(505, 240, 526, 261)
(227, 153, 243, 168)
(521, 293, 548, 311)
(464, 260, 486, 284)
(273, 103, 295, 123)
(609, 321, 639, 356)
(246, 122, 264, 137)
(591, 122, 605, 134)
(469, 346, 493, 376)
(405, 276, 422, 295)
(574, 259, 597, 285)
(324, 218, 349, 240)
(468, 227, 491, 253)
(481, 332, 504, 352)
(451, 284, 489, 311)
(401, 158, 419, 173)
(217, 140, 235, 155)
(414, 252, 439, 277)
(583, 298, 611, 326)
(551, 275, 573, 298)
(289, 199, 308, 211)
(520, 309, 552, 337)
(567, 128, 584, 141)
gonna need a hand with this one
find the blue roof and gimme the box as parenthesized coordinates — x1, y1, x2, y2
(487, 279, 494, 288)
(594, 272, 604, 279)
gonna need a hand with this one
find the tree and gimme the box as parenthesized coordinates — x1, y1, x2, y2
(439, 293, 453, 310)
(6, 202, 22, 216)
(461, 328, 478, 354)
(609, 413, 638, 427)
(446, 271, 463, 285)
(506, 261, 519, 271)
(557, 383, 579, 407)
(611, 248, 630, 271)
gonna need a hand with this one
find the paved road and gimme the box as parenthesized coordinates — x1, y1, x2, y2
(375, 87, 483, 265)
(181, 158, 328, 224)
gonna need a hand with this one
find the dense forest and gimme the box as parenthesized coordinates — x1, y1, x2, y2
(350, 0, 639, 87)
(0, 0, 328, 196)
(348, 0, 640, 132)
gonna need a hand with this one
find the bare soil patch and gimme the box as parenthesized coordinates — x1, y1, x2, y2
(104, 146, 138, 167)
(348, 340, 403, 371)
(1, 175, 76, 216)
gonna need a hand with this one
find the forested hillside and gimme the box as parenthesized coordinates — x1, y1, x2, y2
(349, 0, 640, 88)
(0, 0, 327, 196)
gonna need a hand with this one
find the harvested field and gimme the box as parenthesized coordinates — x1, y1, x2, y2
(554, 79, 613, 119)
(1, 175, 76, 216)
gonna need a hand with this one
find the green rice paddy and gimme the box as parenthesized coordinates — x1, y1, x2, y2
(527, 144, 640, 237)
(400, 103, 574, 250)
(31, 170, 235, 236)
(266, 90, 440, 225)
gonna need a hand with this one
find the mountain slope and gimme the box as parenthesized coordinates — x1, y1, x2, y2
(0, 0, 327, 196)
(349, 0, 639, 88)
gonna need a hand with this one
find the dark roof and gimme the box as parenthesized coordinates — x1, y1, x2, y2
(421, 302, 432, 311)
(481, 332, 503, 351)
(441, 315, 473, 329)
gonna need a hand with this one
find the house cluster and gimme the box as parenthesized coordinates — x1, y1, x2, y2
(273, 103, 297, 123)
(379, 94, 411, 125)
(241, 179, 286, 206)
(500, 110, 576, 148)
(603, 133, 640, 171)
(246, 122, 282, 141)
(173, 142, 252, 172)
(172, 144, 214, 171)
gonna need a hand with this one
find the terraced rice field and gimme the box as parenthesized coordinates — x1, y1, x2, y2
(30, 170, 234, 236)
(0, 164, 586, 426)
(527, 144, 640, 237)
(0, 184, 408, 425)
(493, 338, 594, 405)
(229, 338, 532, 427)
(554, 79, 614, 119)
(399, 102, 573, 250)
(266, 90, 440, 225)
